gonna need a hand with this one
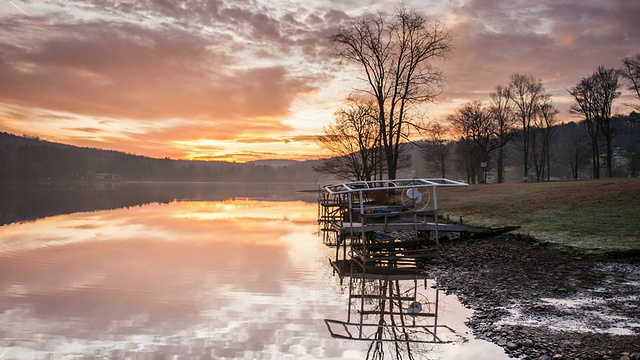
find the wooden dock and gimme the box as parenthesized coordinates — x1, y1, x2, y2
(317, 178, 519, 279)
(331, 221, 513, 235)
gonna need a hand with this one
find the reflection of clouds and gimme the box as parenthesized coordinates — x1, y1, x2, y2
(0, 199, 370, 359)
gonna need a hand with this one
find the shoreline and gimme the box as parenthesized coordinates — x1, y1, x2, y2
(424, 234, 640, 360)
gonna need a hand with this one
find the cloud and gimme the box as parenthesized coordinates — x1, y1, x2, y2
(0, 0, 639, 160)
(0, 19, 319, 120)
(0, 1, 347, 161)
(437, 0, 640, 115)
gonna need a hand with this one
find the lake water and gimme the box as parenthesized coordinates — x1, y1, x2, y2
(0, 182, 508, 359)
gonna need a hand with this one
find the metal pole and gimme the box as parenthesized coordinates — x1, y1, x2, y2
(433, 186, 439, 246)
(359, 190, 365, 253)
(433, 280, 440, 342)
(348, 192, 353, 241)
(347, 267, 353, 323)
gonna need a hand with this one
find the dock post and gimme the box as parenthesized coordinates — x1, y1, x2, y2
(433, 186, 439, 246)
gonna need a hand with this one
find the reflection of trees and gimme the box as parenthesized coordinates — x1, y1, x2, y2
(326, 275, 462, 360)
(0, 182, 318, 226)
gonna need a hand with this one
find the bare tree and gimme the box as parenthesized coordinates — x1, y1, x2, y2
(532, 98, 559, 181)
(563, 123, 591, 180)
(421, 121, 449, 178)
(568, 76, 601, 178)
(594, 66, 621, 177)
(450, 100, 498, 183)
(331, 6, 451, 180)
(621, 142, 640, 178)
(314, 97, 381, 181)
(489, 85, 516, 183)
(568, 66, 621, 178)
(619, 53, 640, 110)
(508, 74, 549, 181)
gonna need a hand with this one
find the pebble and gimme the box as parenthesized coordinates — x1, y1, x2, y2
(523, 338, 535, 347)
(506, 342, 519, 350)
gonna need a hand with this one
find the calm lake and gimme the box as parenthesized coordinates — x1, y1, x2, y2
(0, 182, 508, 359)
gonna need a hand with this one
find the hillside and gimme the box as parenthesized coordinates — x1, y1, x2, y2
(0, 132, 324, 183)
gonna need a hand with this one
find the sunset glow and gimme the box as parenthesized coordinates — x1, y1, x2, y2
(1, 0, 638, 162)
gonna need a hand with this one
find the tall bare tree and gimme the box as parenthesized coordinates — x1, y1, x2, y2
(314, 97, 380, 181)
(593, 66, 621, 177)
(532, 98, 559, 181)
(568, 76, 601, 178)
(619, 53, 640, 110)
(508, 74, 549, 181)
(331, 6, 451, 180)
(568, 66, 621, 178)
(489, 85, 516, 183)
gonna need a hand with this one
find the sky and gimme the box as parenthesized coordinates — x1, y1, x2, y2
(1, 0, 639, 162)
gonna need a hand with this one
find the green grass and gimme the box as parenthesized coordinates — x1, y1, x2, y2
(435, 178, 640, 252)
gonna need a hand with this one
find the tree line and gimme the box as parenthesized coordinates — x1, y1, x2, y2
(314, 6, 640, 183)
(0, 132, 322, 183)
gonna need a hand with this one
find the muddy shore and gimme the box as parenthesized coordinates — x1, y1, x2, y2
(424, 233, 640, 360)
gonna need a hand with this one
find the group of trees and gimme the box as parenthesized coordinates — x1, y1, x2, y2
(425, 58, 640, 183)
(443, 74, 558, 184)
(315, 5, 640, 183)
(315, 6, 452, 181)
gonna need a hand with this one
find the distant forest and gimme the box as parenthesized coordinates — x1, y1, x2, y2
(2, 112, 639, 184)
(0, 132, 325, 183)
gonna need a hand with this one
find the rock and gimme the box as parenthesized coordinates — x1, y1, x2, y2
(506, 342, 519, 350)
(533, 304, 546, 311)
(539, 356, 552, 360)
(523, 338, 535, 347)
(552, 354, 563, 359)
(620, 355, 631, 360)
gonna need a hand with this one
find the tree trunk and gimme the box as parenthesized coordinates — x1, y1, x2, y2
(497, 146, 504, 183)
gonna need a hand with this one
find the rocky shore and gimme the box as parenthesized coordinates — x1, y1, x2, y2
(424, 233, 640, 360)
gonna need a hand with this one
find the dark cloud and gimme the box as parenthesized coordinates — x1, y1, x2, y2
(0, 19, 317, 121)
(438, 0, 640, 115)
(62, 127, 103, 134)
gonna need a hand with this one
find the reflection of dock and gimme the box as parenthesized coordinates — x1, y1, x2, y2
(324, 275, 463, 357)
(317, 179, 517, 358)
(318, 179, 471, 357)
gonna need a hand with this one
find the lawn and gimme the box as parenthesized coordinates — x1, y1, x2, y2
(434, 178, 640, 252)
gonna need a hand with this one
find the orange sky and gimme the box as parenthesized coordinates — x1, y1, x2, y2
(1, 0, 639, 162)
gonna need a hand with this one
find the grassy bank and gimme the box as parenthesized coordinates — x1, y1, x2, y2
(435, 178, 640, 252)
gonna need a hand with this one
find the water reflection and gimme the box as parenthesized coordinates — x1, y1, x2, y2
(0, 185, 508, 359)
(325, 276, 464, 360)
(0, 181, 319, 226)
(0, 197, 364, 359)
